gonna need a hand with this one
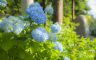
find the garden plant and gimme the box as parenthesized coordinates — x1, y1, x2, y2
(0, 0, 96, 60)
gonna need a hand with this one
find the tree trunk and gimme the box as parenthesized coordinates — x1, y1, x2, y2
(53, 0, 63, 24)
(72, 0, 75, 20)
(39, 0, 46, 26)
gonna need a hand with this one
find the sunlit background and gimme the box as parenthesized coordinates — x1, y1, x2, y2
(87, 0, 96, 18)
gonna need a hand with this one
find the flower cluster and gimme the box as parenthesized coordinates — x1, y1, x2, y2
(0, 0, 7, 8)
(63, 57, 70, 60)
(53, 42, 63, 52)
(51, 22, 61, 33)
(31, 27, 49, 42)
(31, 26, 63, 52)
(45, 4, 54, 15)
(47, 23, 63, 52)
(0, 19, 4, 28)
(0, 16, 29, 34)
(48, 33, 58, 42)
(26, 2, 46, 24)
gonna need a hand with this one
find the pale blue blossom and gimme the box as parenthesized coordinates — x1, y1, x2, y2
(31, 27, 49, 42)
(48, 33, 58, 42)
(51, 22, 61, 33)
(45, 4, 54, 15)
(63, 57, 70, 60)
(54, 42, 63, 52)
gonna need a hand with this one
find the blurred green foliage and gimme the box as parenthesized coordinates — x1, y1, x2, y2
(37, 0, 90, 17)
(60, 17, 96, 60)
(0, 15, 96, 60)
(63, 0, 90, 17)
(89, 19, 96, 36)
(0, 0, 22, 17)
(0, 0, 90, 17)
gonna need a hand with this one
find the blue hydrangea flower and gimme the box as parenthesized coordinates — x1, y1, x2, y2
(2, 21, 14, 32)
(63, 57, 70, 60)
(51, 22, 61, 33)
(18, 15, 30, 27)
(48, 33, 58, 42)
(0, 17, 14, 32)
(31, 27, 49, 42)
(0, 16, 28, 34)
(0, 20, 4, 28)
(13, 24, 25, 34)
(26, 2, 47, 24)
(10, 16, 29, 34)
(0, 0, 7, 7)
(54, 42, 63, 52)
(45, 4, 54, 15)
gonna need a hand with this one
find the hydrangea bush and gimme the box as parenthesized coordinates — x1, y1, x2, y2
(0, 16, 29, 34)
(0, 0, 7, 8)
(0, 1, 96, 60)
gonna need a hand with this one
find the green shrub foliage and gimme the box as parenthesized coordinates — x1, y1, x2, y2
(0, 16, 96, 60)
